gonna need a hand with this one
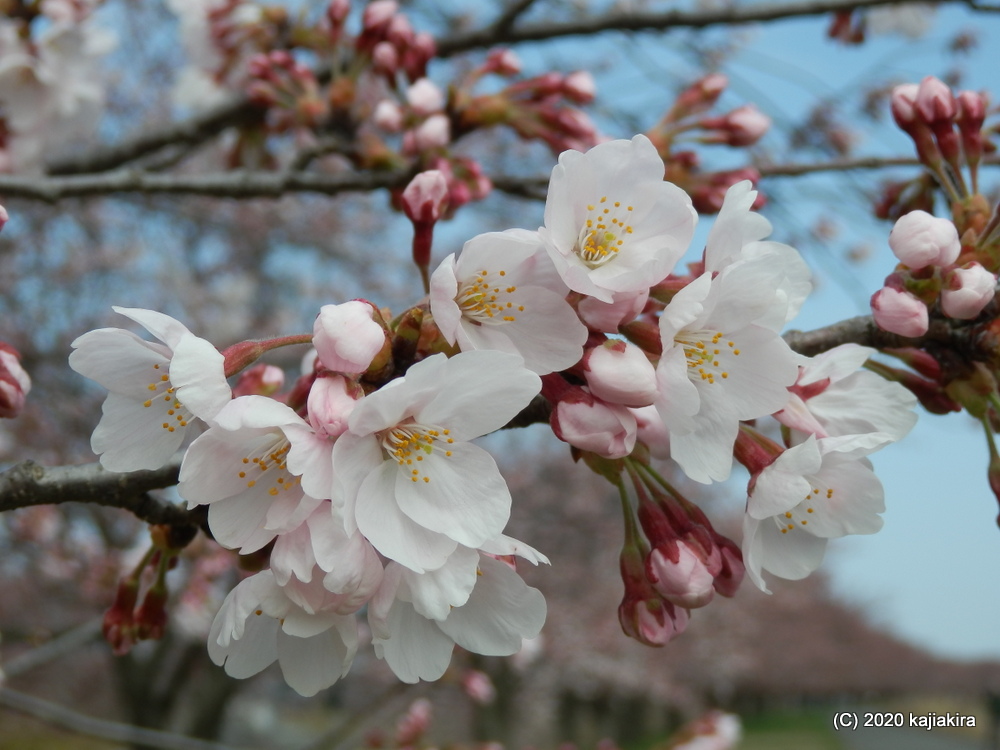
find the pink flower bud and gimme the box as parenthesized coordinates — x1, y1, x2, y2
(577, 288, 649, 331)
(232, 363, 284, 397)
(327, 0, 350, 26)
(371, 41, 399, 75)
(406, 77, 444, 115)
(562, 71, 596, 104)
(916, 75, 956, 125)
(0, 204, 8, 233)
(890, 83, 920, 130)
(887, 210, 960, 269)
(631, 404, 670, 459)
(721, 104, 771, 146)
(395, 698, 432, 746)
(941, 262, 996, 319)
(0, 342, 30, 418)
(362, 0, 397, 33)
(485, 47, 521, 76)
(412, 113, 451, 151)
(401, 169, 449, 223)
(461, 670, 496, 705)
(648, 543, 716, 608)
(372, 99, 403, 132)
(306, 374, 358, 439)
(870, 286, 928, 337)
(583, 340, 657, 407)
(386, 13, 413, 47)
(618, 595, 688, 647)
(551, 389, 637, 458)
(313, 300, 388, 374)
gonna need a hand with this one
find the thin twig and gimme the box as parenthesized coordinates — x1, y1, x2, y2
(2, 619, 103, 679)
(0, 687, 240, 750)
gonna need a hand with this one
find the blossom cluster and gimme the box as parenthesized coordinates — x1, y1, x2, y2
(70, 133, 919, 693)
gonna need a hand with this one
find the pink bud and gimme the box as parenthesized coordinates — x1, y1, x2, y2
(412, 113, 451, 151)
(941, 262, 996, 319)
(401, 169, 449, 223)
(870, 286, 928, 337)
(577, 288, 649, 331)
(890, 83, 920, 130)
(631, 404, 670, 459)
(362, 0, 397, 33)
(372, 99, 403, 132)
(583, 341, 657, 407)
(618, 596, 688, 647)
(386, 13, 413, 47)
(313, 301, 388, 374)
(232, 364, 284, 397)
(0, 204, 8, 233)
(721, 104, 771, 146)
(551, 389, 637, 458)
(648, 543, 716, 608)
(887, 210, 960, 269)
(0, 342, 30, 418)
(562, 71, 596, 104)
(916, 75, 956, 125)
(306, 375, 358, 439)
(405, 77, 444, 115)
(371, 41, 399, 75)
(395, 698, 432, 746)
(327, 0, 350, 26)
(461, 670, 496, 705)
(485, 47, 521, 76)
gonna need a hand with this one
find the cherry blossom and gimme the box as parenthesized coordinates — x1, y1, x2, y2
(207, 570, 358, 697)
(539, 134, 697, 302)
(429, 228, 586, 374)
(775, 344, 918, 441)
(655, 266, 802, 483)
(743, 433, 890, 592)
(332, 350, 540, 572)
(69, 307, 231, 472)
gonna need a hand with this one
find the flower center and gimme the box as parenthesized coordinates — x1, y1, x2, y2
(456, 268, 524, 325)
(575, 196, 634, 268)
(675, 331, 741, 385)
(380, 422, 454, 483)
(237, 435, 300, 497)
(775, 484, 833, 533)
(142, 363, 192, 433)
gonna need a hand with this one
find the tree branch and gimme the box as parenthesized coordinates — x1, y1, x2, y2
(44, 97, 264, 177)
(0, 687, 239, 750)
(0, 457, 197, 528)
(436, 0, 981, 57)
(0, 168, 410, 203)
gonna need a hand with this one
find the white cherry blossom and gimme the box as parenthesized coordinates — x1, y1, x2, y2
(743, 433, 890, 592)
(656, 268, 801, 483)
(332, 351, 541, 572)
(539, 134, 696, 302)
(430, 228, 587, 374)
(69, 307, 231, 472)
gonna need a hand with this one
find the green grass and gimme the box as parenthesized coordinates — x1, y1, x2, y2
(739, 710, 844, 750)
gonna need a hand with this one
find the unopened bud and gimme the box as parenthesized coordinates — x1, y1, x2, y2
(314, 300, 389, 375)
(870, 286, 928, 337)
(562, 71, 596, 104)
(941, 262, 996, 319)
(406, 77, 444, 115)
(485, 47, 521, 76)
(0, 342, 31, 418)
(233, 364, 284, 397)
(551, 388, 637, 459)
(888, 210, 960, 269)
(647, 543, 716, 608)
(916, 75, 957, 125)
(582, 340, 656, 407)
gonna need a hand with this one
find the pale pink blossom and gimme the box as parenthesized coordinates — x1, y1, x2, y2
(870, 286, 928, 337)
(743, 433, 890, 592)
(401, 170, 449, 223)
(583, 340, 657, 407)
(631, 404, 671, 459)
(373, 99, 404, 132)
(888, 210, 960, 269)
(890, 83, 920, 128)
(313, 301, 388, 375)
(539, 135, 696, 303)
(410, 113, 451, 151)
(916, 75, 956, 124)
(69, 307, 231, 472)
(562, 71, 596, 103)
(647, 542, 715, 608)
(207, 570, 358, 697)
(430, 229, 586, 374)
(775, 344, 917, 442)
(332, 351, 540, 572)
(656, 267, 801, 484)
(941, 262, 996, 319)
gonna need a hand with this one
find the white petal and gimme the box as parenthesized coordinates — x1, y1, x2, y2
(372, 600, 455, 683)
(401, 545, 480, 620)
(91, 392, 185, 471)
(276, 620, 357, 696)
(168, 334, 231, 421)
(112, 306, 193, 349)
(69, 328, 171, 396)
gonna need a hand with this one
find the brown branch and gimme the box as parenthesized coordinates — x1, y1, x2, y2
(0, 457, 198, 527)
(44, 96, 264, 177)
(0, 687, 239, 750)
(436, 0, 979, 57)
(0, 168, 410, 203)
